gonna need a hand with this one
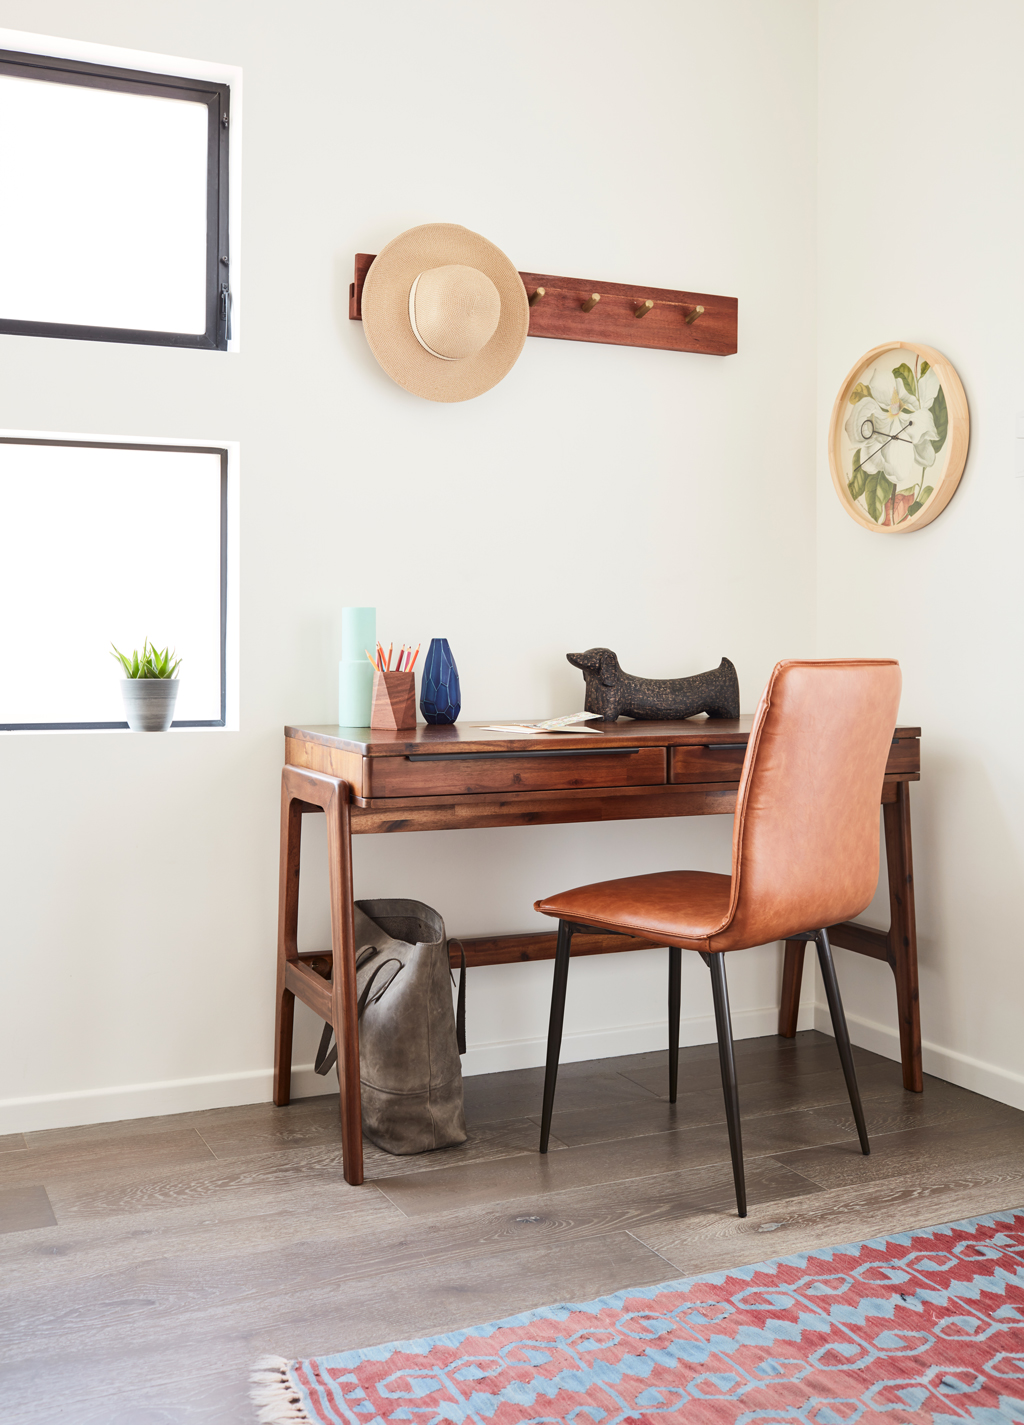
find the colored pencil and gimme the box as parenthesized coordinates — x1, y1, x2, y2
(371, 640, 419, 673)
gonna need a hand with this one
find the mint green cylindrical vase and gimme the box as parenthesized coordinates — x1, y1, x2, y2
(339, 606, 376, 726)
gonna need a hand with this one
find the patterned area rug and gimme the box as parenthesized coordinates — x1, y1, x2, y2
(251, 1211, 1024, 1424)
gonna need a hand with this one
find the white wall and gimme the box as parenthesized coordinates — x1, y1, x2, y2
(816, 0, 1024, 1108)
(0, 0, 820, 1131)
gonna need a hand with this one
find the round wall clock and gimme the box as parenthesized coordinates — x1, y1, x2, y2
(828, 341, 969, 533)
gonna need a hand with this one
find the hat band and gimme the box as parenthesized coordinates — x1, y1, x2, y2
(408, 274, 457, 362)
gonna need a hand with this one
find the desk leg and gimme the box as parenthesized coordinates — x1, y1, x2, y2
(882, 781, 922, 1092)
(777, 940, 806, 1039)
(778, 782, 923, 1094)
(326, 780, 364, 1185)
(273, 768, 364, 1185)
(273, 778, 303, 1106)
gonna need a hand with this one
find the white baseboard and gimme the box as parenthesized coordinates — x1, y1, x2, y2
(459, 1001, 817, 1077)
(6, 999, 1021, 1135)
(0, 1064, 331, 1135)
(0, 1002, 818, 1135)
(814, 1004, 1024, 1112)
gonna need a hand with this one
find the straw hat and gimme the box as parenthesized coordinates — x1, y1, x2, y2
(360, 224, 529, 403)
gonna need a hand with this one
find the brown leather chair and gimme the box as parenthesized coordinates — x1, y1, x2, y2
(534, 658, 902, 1217)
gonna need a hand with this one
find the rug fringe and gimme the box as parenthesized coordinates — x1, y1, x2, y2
(250, 1355, 313, 1424)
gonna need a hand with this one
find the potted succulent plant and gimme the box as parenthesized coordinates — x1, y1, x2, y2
(111, 640, 182, 731)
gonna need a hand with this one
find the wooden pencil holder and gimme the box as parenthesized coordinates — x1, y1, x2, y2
(370, 670, 416, 729)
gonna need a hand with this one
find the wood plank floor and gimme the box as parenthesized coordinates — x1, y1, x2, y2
(2, 1030, 1023, 1423)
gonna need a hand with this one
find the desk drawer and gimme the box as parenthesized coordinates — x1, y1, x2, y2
(669, 737, 920, 786)
(670, 744, 747, 783)
(367, 746, 667, 798)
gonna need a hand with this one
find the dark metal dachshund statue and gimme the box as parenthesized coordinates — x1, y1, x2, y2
(567, 648, 740, 723)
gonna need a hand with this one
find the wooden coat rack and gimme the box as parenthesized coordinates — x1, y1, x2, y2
(349, 254, 737, 357)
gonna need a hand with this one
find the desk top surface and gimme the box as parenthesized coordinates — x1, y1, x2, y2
(286, 718, 922, 758)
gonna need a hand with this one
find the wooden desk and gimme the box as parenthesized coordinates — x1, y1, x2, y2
(276, 717, 922, 1185)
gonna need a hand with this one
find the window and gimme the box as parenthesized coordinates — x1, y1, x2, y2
(0, 49, 230, 349)
(0, 437, 233, 730)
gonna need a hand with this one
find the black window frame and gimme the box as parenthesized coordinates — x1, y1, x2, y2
(0, 50, 230, 351)
(0, 436, 229, 732)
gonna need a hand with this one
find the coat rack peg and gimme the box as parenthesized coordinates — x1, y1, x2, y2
(634, 299, 654, 319)
(684, 305, 705, 325)
(580, 293, 601, 313)
(529, 287, 546, 307)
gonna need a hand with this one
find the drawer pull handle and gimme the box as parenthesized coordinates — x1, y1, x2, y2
(406, 748, 641, 762)
(703, 743, 746, 750)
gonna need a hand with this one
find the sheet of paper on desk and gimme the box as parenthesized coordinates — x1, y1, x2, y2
(484, 713, 603, 736)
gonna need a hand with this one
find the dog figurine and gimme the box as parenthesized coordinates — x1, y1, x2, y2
(567, 648, 740, 722)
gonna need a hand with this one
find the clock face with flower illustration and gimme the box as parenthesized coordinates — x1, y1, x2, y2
(829, 342, 969, 533)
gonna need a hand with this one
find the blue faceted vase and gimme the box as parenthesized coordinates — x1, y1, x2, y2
(419, 638, 461, 725)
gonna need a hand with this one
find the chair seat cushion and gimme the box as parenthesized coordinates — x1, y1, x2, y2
(534, 870, 734, 949)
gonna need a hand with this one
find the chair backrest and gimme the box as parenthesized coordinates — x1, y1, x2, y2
(723, 659, 902, 948)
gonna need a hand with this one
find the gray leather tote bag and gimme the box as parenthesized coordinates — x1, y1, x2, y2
(314, 899, 467, 1155)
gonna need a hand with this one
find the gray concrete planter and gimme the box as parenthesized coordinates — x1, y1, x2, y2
(121, 679, 179, 732)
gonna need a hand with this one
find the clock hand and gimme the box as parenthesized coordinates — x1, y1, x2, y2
(857, 417, 913, 448)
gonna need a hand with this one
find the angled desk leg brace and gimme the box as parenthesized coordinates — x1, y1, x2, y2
(274, 767, 365, 1185)
(778, 781, 921, 1092)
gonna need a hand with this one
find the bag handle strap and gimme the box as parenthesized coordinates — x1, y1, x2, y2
(314, 1020, 336, 1077)
(315, 951, 405, 1077)
(448, 939, 467, 1055)
(357, 958, 403, 1016)
(316, 940, 466, 1076)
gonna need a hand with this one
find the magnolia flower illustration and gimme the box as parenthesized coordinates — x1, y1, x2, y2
(845, 359, 947, 525)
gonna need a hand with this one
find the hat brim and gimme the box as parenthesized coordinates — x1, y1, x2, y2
(361, 224, 529, 403)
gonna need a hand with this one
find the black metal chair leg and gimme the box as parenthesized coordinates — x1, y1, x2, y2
(702, 950, 746, 1217)
(539, 920, 574, 1153)
(668, 947, 681, 1103)
(815, 928, 870, 1155)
